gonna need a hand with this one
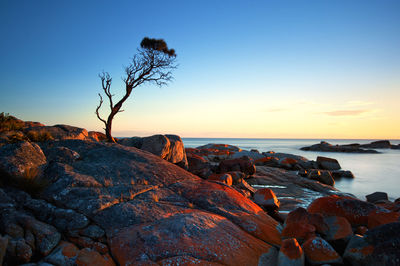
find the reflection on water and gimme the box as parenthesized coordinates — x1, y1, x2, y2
(183, 138, 400, 201)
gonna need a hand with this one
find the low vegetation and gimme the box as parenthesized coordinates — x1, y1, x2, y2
(0, 112, 54, 143)
(0, 112, 24, 132)
(0, 167, 49, 196)
(26, 130, 54, 142)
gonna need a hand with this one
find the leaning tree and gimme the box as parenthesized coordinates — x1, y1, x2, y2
(95, 37, 177, 142)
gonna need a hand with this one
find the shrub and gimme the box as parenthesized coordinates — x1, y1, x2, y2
(17, 167, 49, 196)
(27, 130, 54, 142)
(8, 132, 28, 143)
(0, 112, 24, 132)
(0, 167, 49, 196)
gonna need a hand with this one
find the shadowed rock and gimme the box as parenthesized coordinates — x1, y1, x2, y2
(0, 141, 46, 176)
(344, 222, 400, 265)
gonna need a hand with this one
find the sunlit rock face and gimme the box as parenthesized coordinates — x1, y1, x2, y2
(0, 139, 281, 265)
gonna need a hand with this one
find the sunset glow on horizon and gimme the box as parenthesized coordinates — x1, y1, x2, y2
(1, 0, 399, 139)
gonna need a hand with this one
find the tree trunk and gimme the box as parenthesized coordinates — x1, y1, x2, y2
(105, 115, 116, 143)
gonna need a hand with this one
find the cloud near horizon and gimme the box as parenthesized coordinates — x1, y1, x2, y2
(323, 109, 370, 116)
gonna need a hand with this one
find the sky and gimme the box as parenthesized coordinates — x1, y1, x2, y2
(0, 0, 399, 139)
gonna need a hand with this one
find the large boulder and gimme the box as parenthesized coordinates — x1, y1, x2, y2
(141, 134, 170, 158)
(165, 134, 188, 168)
(119, 134, 188, 169)
(0, 141, 46, 176)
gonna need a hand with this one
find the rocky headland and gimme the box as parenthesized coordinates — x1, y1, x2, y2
(0, 114, 399, 265)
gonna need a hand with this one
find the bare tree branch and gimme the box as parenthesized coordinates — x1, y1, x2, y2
(95, 93, 107, 128)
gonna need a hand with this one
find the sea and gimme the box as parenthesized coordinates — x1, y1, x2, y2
(182, 138, 400, 201)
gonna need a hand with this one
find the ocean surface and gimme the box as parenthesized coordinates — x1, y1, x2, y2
(182, 138, 400, 201)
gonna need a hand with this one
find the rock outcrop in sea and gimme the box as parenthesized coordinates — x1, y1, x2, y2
(301, 140, 400, 153)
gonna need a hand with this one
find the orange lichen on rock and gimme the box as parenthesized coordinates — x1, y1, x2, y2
(233, 211, 283, 247)
(109, 211, 274, 266)
(307, 195, 380, 226)
(208, 173, 233, 186)
(281, 222, 316, 243)
(75, 248, 115, 266)
(280, 238, 303, 260)
(302, 236, 342, 265)
(280, 158, 297, 165)
(254, 156, 274, 164)
(322, 216, 353, 241)
(60, 241, 79, 258)
(367, 210, 400, 229)
(253, 188, 280, 209)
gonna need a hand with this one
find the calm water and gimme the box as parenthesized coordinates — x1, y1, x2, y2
(183, 138, 400, 201)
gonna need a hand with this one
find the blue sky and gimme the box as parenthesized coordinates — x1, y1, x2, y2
(1, 0, 399, 138)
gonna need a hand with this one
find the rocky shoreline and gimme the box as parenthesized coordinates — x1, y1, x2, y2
(1, 115, 400, 265)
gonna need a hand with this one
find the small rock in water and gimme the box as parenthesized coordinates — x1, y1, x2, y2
(331, 170, 354, 179)
(316, 156, 341, 170)
(307, 170, 335, 186)
(365, 191, 388, 203)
